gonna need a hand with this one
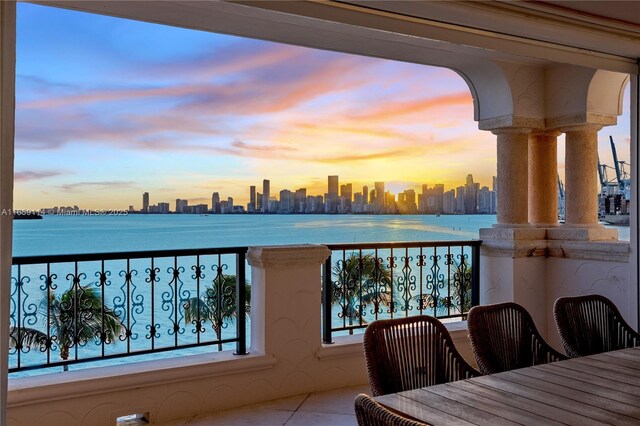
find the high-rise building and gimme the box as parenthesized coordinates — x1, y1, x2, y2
(421, 184, 445, 213)
(212, 192, 220, 213)
(262, 179, 270, 214)
(256, 192, 262, 211)
(328, 175, 339, 198)
(362, 185, 368, 204)
(249, 186, 256, 212)
(340, 183, 352, 213)
(193, 204, 208, 214)
(142, 192, 149, 213)
(353, 192, 363, 212)
(419, 184, 429, 213)
(175, 199, 188, 213)
(443, 189, 456, 214)
(455, 186, 466, 214)
(477, 186, 492, 213)
(374, 182, 385, 211)
(327, 175, 339, 213)
(464, 174, 479, 214)
(404, 189, 417, 214)
(279, 189, 293, 213)
(294, 188, 307, 213)
(370, 189, 377, 212)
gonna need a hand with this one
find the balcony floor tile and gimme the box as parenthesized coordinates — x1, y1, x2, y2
(150, 384, 370, 425)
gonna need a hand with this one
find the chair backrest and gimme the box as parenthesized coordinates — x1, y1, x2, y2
(354, 394, 429, 426)
(363, 315, 479, 396)
(467, 302, 567, 374)
(554, 294, 640, 357)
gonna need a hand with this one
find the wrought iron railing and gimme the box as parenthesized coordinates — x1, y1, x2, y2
(322, 241, 481, 343)
(9, 247, 248, 372)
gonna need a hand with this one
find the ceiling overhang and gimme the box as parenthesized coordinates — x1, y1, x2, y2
(30, 1, 639, 74)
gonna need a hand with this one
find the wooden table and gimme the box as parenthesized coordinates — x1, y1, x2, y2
(375, 347, 640, 425)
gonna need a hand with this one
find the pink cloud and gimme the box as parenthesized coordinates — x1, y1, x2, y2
(15, 170, 64, 181)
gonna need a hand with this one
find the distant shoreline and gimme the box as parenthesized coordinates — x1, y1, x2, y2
(19, 211, 497, 217)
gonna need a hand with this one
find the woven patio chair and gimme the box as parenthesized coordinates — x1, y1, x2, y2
(363, 315, 480, 396)
(354, 394, 429, 426)
(467, 302, 567, 374)
(554, 294, 640, 358)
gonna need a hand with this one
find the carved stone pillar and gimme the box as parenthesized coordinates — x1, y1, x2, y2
(528, 130, 560, 226)
(493, 128, 531, 227)
(563, 125, 601, 226)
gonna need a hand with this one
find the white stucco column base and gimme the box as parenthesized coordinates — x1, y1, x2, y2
(479, 227, 548, 332)
(480, 227, 631, 350)
(547, 226, 618, 241)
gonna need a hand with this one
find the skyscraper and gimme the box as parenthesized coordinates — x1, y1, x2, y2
(279, 189, 293, 213)
(212, 192, 220, 213)
(420, 184, 429, 213)
(464, 174, 478, 214)
(142, 192, 149, 213)
(249, 185, 256, 212)
(340, 183, 352, 213)
(262, 179, 270, 214)
(456, 186, 466, 214)
(328, 175, 338, 198)
(375, 182, 385, 211)
(362, 185, 368, 204)
(295, 188, 307, 213)
(327, 175, 339, 213)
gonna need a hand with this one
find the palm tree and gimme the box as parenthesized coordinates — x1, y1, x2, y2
(183, 274, 251, 345)
(331, 253, 392, 326)
(11, 283, 124, 370)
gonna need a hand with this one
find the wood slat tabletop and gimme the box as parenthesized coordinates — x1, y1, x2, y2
(375, 347, 640, 425)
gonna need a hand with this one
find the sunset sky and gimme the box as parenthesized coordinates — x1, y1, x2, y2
(14, 4, 631, 210)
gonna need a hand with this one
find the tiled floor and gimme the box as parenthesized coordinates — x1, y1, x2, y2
(153, 384, 371, 425)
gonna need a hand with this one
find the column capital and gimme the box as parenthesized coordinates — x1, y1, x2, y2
(490, 127, 532, 136)
(559, 123, 603, 133)
(530, 129, 561, 138)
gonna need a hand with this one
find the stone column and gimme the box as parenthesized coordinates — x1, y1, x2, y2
(493, 128, 530, 227)
(528, 130, 560, 226)
(563, 125, 601, 226)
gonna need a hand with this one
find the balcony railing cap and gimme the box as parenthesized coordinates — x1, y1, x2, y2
(247, 245, 331, 268)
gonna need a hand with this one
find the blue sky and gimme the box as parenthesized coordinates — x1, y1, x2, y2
(14, 3, 630, 209)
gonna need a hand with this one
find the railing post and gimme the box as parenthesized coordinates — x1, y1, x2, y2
(322, 256, 333, 344)
(471, 242, 481, 308)
(235, 250, 247, 355)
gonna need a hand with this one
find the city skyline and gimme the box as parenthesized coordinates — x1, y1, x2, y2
(132, 173, 496, 215)
(13, 3, 631, 210)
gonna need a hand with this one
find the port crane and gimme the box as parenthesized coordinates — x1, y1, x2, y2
(609, 135, 630, 200)
(598, 137, 630, 223)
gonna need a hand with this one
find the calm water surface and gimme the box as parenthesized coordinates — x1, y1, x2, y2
(13, 214, 629, 256)
(13, 214, 499, 256)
